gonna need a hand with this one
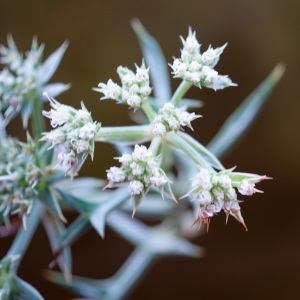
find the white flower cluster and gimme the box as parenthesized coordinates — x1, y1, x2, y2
(0, 35, 68, 127)
(0, 36, 43, 123)
(42, 93, 101, 174)
(107, 145, 169, 210)
(170, 28, 236, 90)
(187, 168, 266, 230)
(0, 136, 41, 226)
(94, 61, 152, 109)
(152, 102, 200, 136)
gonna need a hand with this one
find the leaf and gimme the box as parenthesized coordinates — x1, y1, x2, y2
(89, 187, 129, 238)
(55, 186, 104, 213)
(56, 215, 90, 253)
(131, 19, 171, 103)
(11, 276, 44, 300)
(207, 63, 286, 159)
(44, 270, 102, 299)
(42, 212, 72, 282)
(42, 82, 71, 99)
(41, 186, 66, 223)
(20, 101, 33, 128)
(38, 40, 69, 84)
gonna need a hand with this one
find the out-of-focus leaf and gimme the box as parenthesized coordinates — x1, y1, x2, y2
(55, 177, 106, 197)
(44, 270, 102, 299)
(6, 202, 44, 269)
(42, 83, 71, 99)
(56, 215, 90, 254)
(207, 63, 286, 159)
(38, 40, 69, 84)
(11, 276, 44, 300)
(56, 186, 104, 213)
(42, 212, 72, 282)
(131, 19, 171, 103)
(90, 187, 129, 237)
(41, 186, 66, 223)
(20, 101, 33, 128)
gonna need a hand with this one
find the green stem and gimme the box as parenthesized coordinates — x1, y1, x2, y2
(177, 131, 225, 170)
(148, 136, 161, 156)
(5, 201, 44, 272)
(31, 96, 46, 139)
(141, 101, 156, 122)
(95, 125, 152, 144)
(171, 80, 192, 107)
(166, 132, 214, 171)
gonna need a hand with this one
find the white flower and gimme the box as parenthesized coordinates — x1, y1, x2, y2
(212, 187, 225, 203)
(121, 73, 136, 86)
(152, 122, 167, 136)
(127, 94, 142, 108)
(168, 116, 180, 131)
(107, 166, 126, 183)
(132, 144, 152, 162)
(129, 180, 144, 195)
(136, 68, 149, 82)
(42, 128, 65, 149)
(238, 179, 262, 196)
(189, 61, 201, 72)
(192, 168, 212, 190)
(74, 139, 89, 153)
(171, 59, 187, 76)
(149, 168, 168, 187)
(201, 43, 227, 67)
(218, 174, 232, 190)
(202, 66, 218, 85)
(43, 104, 71, 128)
(79, 123, 97, 139)
(58, 151, 76, 173)
(129, 83, 139, 94)
(181, 28, 201, 54)
(96, 79, 122, 100)
(118, 153, 132, 165)
(139, 85, 152, 97)
(75, 109, 91, 123)
(198, 190, 212, 205)
(130, 161, 144, 176)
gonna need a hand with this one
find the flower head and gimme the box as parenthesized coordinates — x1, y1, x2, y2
(183, 167, 270, 231)
(0, 134, 43, 227)
(106, 144, 174, 215)
(41, 93, 101, 176)
(170, 27, 236, 90)
(152, 102, 200, 136)
(0, 35, 69, 127)
(94, 60, 152, 110)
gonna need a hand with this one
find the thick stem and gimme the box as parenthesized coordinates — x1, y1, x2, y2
(31, 96, 46, 139)
(141, 101, 156, 122)
(95, 125, 152, 144)
(171, 80, 192, 107)
(148, 136, 161, 156)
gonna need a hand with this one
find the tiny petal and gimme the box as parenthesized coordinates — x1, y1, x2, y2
(107, 166, 126, 183)
(238, 179, 263, 196)
(129, 180, 144, 195)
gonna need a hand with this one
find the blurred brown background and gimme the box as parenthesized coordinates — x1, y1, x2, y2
(0, 0, 299, 299)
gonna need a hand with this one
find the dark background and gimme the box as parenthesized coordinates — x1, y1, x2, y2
(0, 0, 299, 299)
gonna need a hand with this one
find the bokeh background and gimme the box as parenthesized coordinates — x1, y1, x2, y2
(0, 0, 299, 299)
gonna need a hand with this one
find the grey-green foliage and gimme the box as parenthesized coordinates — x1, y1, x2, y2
(0, 20, 284, 300)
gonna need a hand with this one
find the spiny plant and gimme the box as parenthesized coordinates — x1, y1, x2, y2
(0, 19, 284, 299)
